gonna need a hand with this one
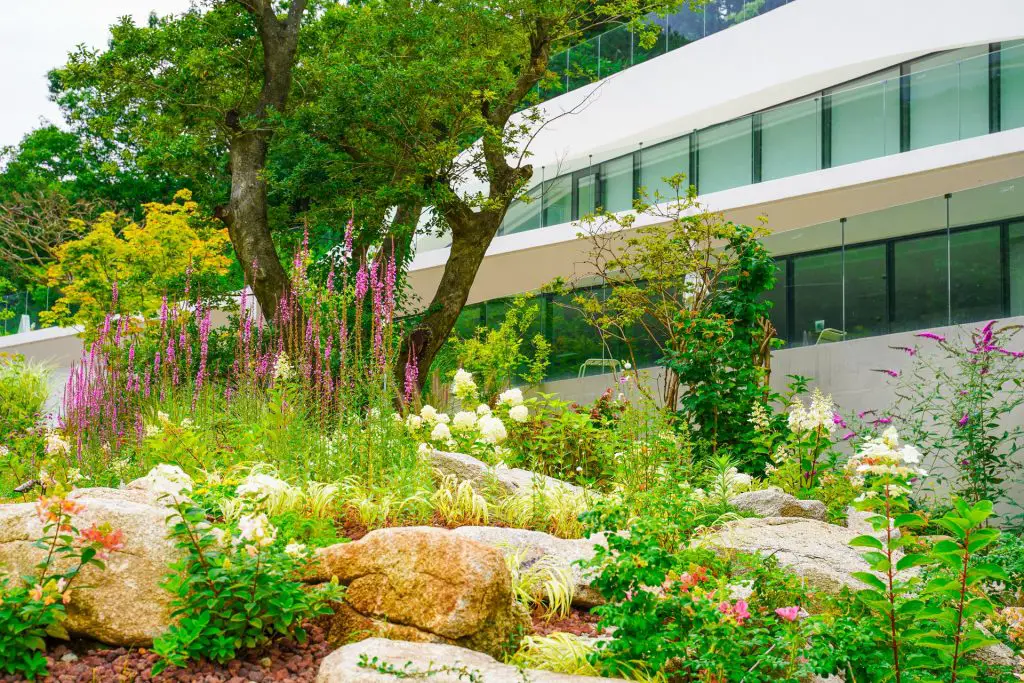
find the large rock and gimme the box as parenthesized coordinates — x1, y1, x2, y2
(429, 450, 583, 497)
(729, 487, 827, 521)
(0, 487, 180, 646)
(700, 517, 880, 594)
(310, 527, 530, 658)
(317, 638, 625, 683)
(451, 526, 606, 608)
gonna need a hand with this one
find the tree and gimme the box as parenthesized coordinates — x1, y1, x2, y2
(51, 0, 683, 389)
(52, 0, 312, 325)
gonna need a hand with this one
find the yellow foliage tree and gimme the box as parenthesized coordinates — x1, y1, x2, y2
(41, 190, 232, 329)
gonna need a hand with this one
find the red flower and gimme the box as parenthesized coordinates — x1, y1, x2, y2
(79, 524, 126, 555)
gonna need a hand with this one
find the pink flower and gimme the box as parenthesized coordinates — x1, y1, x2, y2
(718, 599, 750, 625)
(915, 332, 946, 343)
(775, 606, 800, 622)
(958, 413, 970, 427)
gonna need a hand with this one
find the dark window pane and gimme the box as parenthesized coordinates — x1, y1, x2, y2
(951, 226, 1002, 324)
(792, 251, 843, 347)
(844, 245, 889, 338)
(761, 258, 789, 345)
(893, 234, 949, 332)
(1011, 221, 1024, 316)
(453, 304, 483, 338)
(548, 290, 606, 380)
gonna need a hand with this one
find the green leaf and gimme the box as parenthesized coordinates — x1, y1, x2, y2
(896, 553, 931, 571)
(849, 534, 885, 550)
(852, 571, 888, 592)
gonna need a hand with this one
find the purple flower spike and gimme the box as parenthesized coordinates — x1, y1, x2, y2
(958, 412, 970, 427)
(841, 431, 856, 441)
(915, 332, 946, 343)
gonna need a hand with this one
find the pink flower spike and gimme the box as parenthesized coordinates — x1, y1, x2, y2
(841, 431, 856, 441)
(915, 332, 946, 343)
(775, 606, 800, 622)
(958, 413, 970, 427)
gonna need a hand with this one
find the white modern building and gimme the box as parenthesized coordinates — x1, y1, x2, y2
(407, 0, 1024, 410)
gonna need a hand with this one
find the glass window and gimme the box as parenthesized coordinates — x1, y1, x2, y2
(453, 304, 483, 338)
(633, 16, 668, 65)
(1002, 41, 1024, 131)
(893, 234, 949, 332)
(1011, 221, 1024, 316)
(950, 226, 1003, 324)
(829, 68, 900, 166)
(761, 97, 821, 181)
(698, 117, 752, 194)
(548, 290, 606, 381)
(600, 155, 634, 213)
(540, 51, 568, 100)
(792, 251, 843, 347)
(542, 175, 572, 226)
(576, 172, 598, 218)
(761, 258, 789, 345)
(500, 186, 541, 235)
(844, 245, 889, 339)
(910, 46, 989, 149)
(640, 137, 690, 201)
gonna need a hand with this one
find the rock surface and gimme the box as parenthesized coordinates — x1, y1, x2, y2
(0, 487, 180, 646)
(700, 517, 877, 593)
(310, 527, 530, 658)
(429, 450, 582, 497)
(316, 638, 625, 683)
(728, 487, 827, 521)
(451, 526, 606, 608)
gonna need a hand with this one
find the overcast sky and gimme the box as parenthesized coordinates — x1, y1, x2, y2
(0, 0, 194, 150)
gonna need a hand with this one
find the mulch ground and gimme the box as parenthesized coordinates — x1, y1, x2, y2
(8, 623, 332, 683)
(10, 607, 601, 681)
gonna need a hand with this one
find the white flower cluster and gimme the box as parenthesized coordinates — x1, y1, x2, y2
(498, 388, 524, 407)
(787, 389, 836, 434)
(236, 472, 294, 500)
(273, 353, 295, 381)
(134, 464, 194, 498)
(238, 512, 277, 548)
(44, 429, 71, 457)
(451, 368, 477, 401)
(846, 427, 927, 484)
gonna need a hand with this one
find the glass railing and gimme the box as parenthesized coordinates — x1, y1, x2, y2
(536, 0, 795, 104)
(0, 288, 55, 336)
(494, 41, 1024, 239)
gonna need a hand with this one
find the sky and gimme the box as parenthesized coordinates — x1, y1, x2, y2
(0, 0, 193, 150)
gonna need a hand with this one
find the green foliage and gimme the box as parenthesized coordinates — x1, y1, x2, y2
(152, 497, 343, 674)
(889, 322, 1024, 517)
(0, 353, 48, 440)
(0, 495, 117, 680)
(663, 224, 780, 472)
(449, 295, 550, 402)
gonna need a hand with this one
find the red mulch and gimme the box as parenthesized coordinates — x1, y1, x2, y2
(531, 607, 601, 637)
(8, 623, 331, 683)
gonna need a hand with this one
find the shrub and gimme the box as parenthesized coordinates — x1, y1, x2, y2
(152, 495, 343, 673)
(0, 353, 48, 438)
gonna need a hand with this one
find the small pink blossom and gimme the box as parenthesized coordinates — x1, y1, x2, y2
(775, 606, 800, 622)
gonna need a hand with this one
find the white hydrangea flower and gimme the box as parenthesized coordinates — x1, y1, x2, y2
(787, 389, 835, 434)
(420, 405, 439, 424)
(136, 464, 194, 497)
(273, 353, 294, 381)
(430, 422, 452, 442)
(476, 404, 492, 416)
(406, 414, 423, 430)
(238, 513, 276, 547)
(899, 444, 922, 465)
(44, 430, 71, 456)
(436, 413, 451, 425)
(452, 411, 478, 432)
(236, 472, 292, 499)
(497, 388, 524, 407)
(284, 542, 307, 557)
(508, 404, 529, 423)
(477, 415, 507, 444)
(451, 368, 477, 401)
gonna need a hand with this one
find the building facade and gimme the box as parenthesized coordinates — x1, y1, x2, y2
(407, 0, 1024, 397)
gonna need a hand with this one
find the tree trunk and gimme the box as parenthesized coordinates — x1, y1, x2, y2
(226, 132, 291, 320)
(400, 210, 498, 394)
